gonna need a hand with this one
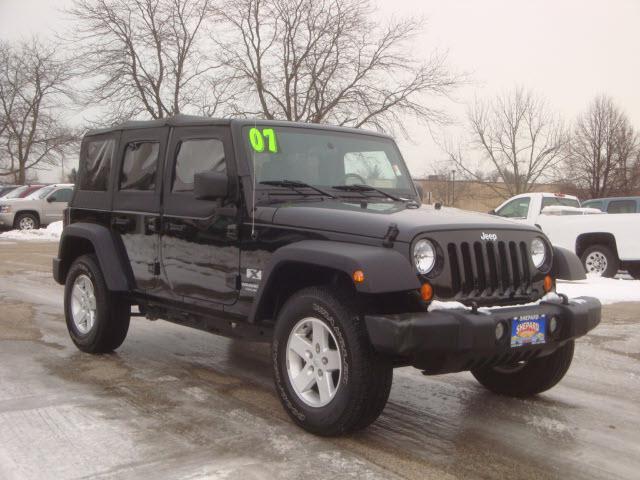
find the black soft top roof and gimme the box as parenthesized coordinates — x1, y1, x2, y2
(84, 114, 391, 139)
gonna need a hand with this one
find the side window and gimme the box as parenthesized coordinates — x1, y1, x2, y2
(120, 141, 160, 191)
(173, 139, 225, 192)
(582, 200, 603, 211)
(496, 198, 531, 218)
(79, 138, 115, 191)
(607, 200, 637, 214)
(50, 188, 73, 203)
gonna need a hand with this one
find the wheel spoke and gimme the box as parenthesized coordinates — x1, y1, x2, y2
(323, 349, 341, 371)
(292, 363, 316, 393)
(312, 321, 329, 351)
(317, 373, 333, 404)
(289, 333, 312, 360)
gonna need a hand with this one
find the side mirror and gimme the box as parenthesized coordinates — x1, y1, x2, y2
(47, 196, 55, 203)
(413, 182, 424, 202)
(488, 209, 496, 215)
(194, 171, 228, 200)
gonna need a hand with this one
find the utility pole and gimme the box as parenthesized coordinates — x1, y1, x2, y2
(451, 170, 456, 206)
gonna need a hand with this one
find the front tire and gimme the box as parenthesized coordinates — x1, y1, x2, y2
(64, 254, 131, 353)
(581, 245, 619, 278)
(14, 212, 39, 230)
(272, 286, 393, 436)
(471, 340, 575, 397)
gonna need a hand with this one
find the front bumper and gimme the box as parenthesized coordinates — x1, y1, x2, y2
(0, 212, 15, 228)
(365, 296, 601, 374)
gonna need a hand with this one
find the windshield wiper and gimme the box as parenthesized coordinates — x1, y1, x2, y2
(260, 180, 337, 199)
(331, 184, 403, 202)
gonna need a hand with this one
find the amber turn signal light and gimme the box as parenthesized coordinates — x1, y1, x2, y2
(352, 270, 365, 284)
(420, 282, 433, 302)
(543, 275, 554, 293)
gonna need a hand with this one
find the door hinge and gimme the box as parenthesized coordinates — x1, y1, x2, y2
(235, 274, 242, 290)
(149, 261, 160, 276)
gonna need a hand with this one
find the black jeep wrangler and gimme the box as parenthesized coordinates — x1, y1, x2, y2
(53, 116, 600, 436)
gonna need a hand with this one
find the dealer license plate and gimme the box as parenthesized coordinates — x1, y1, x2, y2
(510, 314, 546, 348)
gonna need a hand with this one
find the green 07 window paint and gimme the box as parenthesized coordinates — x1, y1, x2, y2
(249, 127, 278, 153)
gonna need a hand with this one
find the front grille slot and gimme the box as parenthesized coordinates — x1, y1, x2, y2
(446, 239, 532, 300)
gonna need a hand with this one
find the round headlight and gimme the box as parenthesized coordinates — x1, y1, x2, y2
(531, 237, 546, 269)
(414, 239, 436, 275)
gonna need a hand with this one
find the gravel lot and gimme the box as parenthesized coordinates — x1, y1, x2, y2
(0, 240, 639, 480)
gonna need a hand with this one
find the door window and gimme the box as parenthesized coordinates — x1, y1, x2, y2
(607, 200, 637, 214)
(120, 142, 160, 191)
(49, 188, 73, 202)
(496, 198, 530, 218)
(173, 139, 226, 192)
(79, 138, 115, 191)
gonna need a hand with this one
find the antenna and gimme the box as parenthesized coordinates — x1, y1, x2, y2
(251, 119, 257, 240)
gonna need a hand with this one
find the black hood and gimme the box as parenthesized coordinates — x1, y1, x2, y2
(268, 200, 538, 242)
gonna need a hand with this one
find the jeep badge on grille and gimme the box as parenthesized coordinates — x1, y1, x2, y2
(481, 232, 498, 241)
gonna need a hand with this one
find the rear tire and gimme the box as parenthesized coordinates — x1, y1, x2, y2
(64, 254, 130, 353)
(471, 340, 575, 397)
(580, 245, 618, 278)
(14, 212, 39, 230)
(272, 286, 393, 436)
(627, 265, 640, 280)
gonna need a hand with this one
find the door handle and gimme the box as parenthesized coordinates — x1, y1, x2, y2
(112, 217, 132, 229)
(166, 222, 187, 233)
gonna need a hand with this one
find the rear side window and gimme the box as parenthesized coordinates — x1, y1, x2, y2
(173, 139, 225, 192)
(607, 200, 636, 214)
(120, 141, 160, 191)
(80, 138, 115, 191)
(496, 198, 530, 218)
(541, 197, 580, 210)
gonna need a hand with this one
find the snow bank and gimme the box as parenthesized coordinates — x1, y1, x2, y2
(0, 221, 62, 242)
(557, 276, 640, 305)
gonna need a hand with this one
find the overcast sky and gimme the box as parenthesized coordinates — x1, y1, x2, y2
(1, 0, 639, 181)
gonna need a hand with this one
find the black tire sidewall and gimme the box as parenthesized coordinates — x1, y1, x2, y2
(64, 256, 110, 350)
(581, 245, 618, 278)
(272, 289, 359, 433)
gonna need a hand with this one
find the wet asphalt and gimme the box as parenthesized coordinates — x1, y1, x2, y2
(0, 241, 638, 480)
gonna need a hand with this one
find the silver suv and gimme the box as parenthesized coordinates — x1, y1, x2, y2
(0, 184, 74, 230)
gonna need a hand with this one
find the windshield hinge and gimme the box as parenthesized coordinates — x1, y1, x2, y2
(382, 223, 399, 248)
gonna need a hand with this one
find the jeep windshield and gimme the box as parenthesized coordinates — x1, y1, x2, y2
(244, 126, 416, 200)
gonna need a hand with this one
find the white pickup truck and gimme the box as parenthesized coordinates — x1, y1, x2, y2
(492, 192, 640, 278)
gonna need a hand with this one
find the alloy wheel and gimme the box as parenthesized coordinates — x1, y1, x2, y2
(286, 317, 342, 407)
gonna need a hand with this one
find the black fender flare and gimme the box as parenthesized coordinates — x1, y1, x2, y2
(248, 240, 420, 322)
(53, 223, 133, 291)
(551, 246, 586, 281)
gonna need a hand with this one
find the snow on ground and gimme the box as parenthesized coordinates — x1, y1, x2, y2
(0, 221, 62, 242)
(557, 274, 640, 305)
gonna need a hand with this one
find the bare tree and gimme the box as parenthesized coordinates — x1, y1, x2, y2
(0, 40, 77, 184)
(446, 87, 568, 199)
(566, 96, 639, 198)
(216, 0, 460, 134)
(67, 0, 232, 121)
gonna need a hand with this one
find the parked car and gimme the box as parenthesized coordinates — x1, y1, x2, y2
(582, 196, 640, 214)
(53, 116, 600, 436)
(491, 192, 581, 221)
(0, 185, 19, 198)
(0, 184, 47, 200)
(0, 183, 74, 230)
(493, 192, 640, 278)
